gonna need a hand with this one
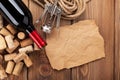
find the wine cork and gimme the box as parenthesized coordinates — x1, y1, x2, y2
(19, 45, 33, 53)
(0, 35, 7, 50)
(4, 53, 17, 61)
(13, 62, 24, 76)
(34, 43, 40, 50)
(0, 65, 7, 79)
(13, 52, 27, 63)
(17, 32, 26, 40)
(24, 55, 33, 67)
(0, 28, 13, 37)
(20, 38, 33, 47)
(6, 61, 15, 74)
(6, 24, 17, 35)
(5, 35, 15, 49)
(6, 39, 20, 53)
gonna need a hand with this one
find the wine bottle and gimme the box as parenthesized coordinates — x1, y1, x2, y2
(0, 0, 47, 48)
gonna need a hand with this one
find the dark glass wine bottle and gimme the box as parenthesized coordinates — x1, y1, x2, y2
(0, 0, 47, 48)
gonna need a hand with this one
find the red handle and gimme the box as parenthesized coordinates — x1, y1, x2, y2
(29, 30, 47, 48)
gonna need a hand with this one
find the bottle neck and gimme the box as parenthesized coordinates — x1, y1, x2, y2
(25, 25, 35, 33)
(26, 25, 47, 48)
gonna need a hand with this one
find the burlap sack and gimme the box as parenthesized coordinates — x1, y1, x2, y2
(46, 20, 105, 70)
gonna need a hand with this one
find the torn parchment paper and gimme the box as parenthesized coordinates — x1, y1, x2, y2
(46, 20, 105, 70)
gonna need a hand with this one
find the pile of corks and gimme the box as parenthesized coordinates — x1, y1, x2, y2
(0, 15, 40, 79)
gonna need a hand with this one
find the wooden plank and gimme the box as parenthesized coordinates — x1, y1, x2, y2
(18, 0, 28, 79)
(28, 1, 51, 80)
(4, 0, 29, 80)
(115, 0, 120, 80)
(72, 0, 115, 80)
(28, 1, 71, 80)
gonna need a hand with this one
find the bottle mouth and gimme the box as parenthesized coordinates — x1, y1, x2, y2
(26, 29, 47, 48)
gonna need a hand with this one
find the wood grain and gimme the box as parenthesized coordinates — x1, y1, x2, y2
(72, 0, 114, 80)
(115, 0, 120, 80)
(2, 0, 117, 80)
(28, 1, 50, 80)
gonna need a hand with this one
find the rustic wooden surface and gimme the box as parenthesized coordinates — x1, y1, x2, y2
(3, 0, 118, 80)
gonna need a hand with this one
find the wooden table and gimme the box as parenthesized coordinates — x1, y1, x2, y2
(5, 0, 119, 80)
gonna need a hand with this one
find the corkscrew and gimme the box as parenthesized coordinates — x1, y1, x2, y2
(34, 1, 62, 34)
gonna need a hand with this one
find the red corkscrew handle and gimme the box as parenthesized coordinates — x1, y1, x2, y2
(29, 30, 47, 48)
